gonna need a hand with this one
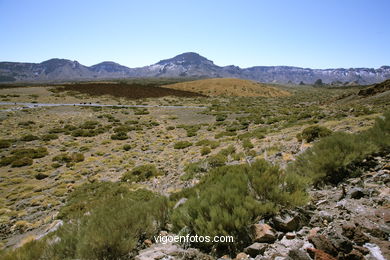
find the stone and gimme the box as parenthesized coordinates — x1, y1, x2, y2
(344, 249, 365, 260)
(244, 243, 268, 257)
(285, 232, 296, 239)
(173, 198, 187, 209)
(308, 227, 321, 237)
(288, 249, 311, 260)
(347, 188, 366, 199)
(306, 248, 337, 260)
(330, 235, 353, 254)
(273, 211, 301, 232)
(308, 235, 338, 256)
(251, 224, 277, 243)
(342, 223, 369, 246)
(352, 245, 369, 255)
(144, 239, 152, 247)
(235, 252, 249, 260)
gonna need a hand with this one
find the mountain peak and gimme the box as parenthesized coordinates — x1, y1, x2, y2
(156, 52, 214, 66)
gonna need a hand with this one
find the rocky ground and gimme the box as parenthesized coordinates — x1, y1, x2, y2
(134, 153, 390, 260)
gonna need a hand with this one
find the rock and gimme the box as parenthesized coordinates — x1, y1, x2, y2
(317, 211, 333, 222)
(144, 239, 152, 247)
(344, 249, 365, 260)
(235, 252, 249, 260)
(288, 249, 311, 260)
(272, 211, 301, 232)
(342, 223, 369, 246)
(308, 235, 338, 256)
(244, 243, 268, 257)
(352, 245, 370, 255)
(285, 232, 296, 239)
(330, 235, 353, 254)
(306, 248, 337, 260)
(173, 198, 187, 209)
(347, 188, 366, 199)
(251, 224, 277, 243)
(308, 227, 321, 237)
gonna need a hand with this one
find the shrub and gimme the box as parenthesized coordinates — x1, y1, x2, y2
(289, 132, 376, 185)
(41, 134, 59, 141)
(208, 154, 227, 168)
(11, 157, 33, 167)
(215, 131, 236, 139)
(171, 160, 308, 253)
(13, 182, 169, 260)
(242, 139, 254, 149)
(121, 164, 161, 183)
(215, 114, 227, 121)
(123, 144, 132, 151)
(111, 132, 128, 140)
(20, 134, 39, 142)
(71, 153, 85, 162)
(296, 125, 332, 143)
(18, 120, 35, 127)
(195, 139, 220, 149)
(200, 146, 211, 155)
(52, 152, 84, 165)
(0, 139, 12, 149)
(180, 161, 207, 181)
(174, 141, 192, 149)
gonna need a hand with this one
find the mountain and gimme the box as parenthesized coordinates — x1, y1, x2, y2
(1, 53, 389, 84)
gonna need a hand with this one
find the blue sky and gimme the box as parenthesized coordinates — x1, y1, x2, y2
(0, 0, 389, 69)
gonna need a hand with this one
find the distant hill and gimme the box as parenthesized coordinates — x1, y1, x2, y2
(358, 79, 390, 97)
(162, 78, 290, 97)
(1, 52, 389, 84)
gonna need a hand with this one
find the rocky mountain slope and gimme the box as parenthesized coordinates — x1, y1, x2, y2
(1, 53, 389, 84)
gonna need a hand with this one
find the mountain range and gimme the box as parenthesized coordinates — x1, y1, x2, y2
(1, 52, 389, 85)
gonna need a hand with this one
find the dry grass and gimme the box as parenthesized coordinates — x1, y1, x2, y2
(162, 78, 290, 97)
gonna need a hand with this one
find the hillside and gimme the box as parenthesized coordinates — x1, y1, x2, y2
(162, 78, 290, 97)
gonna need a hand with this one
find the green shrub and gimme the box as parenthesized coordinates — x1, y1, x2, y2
(171, 160, 308, 253)
(242, 139, 254, 149)
(20, 134, 39, 142)
(123, 144, 132, 151)
(0, 139, 12, 149)
(111, 132, 128, 140)
(0, 238, 46, 260)
(41, 134, 59, 141)
(174, 141, 192, 149)
(166, 126, 175, 131)
(11, 157, 33, 167)
(289, 132, 376, 185)
(296, 125, 332, 142)
(195, 139, 220, 149)
(219, 145, 236, 156)
(215, 114, 227, 121)
(200, 146, 211, 155)
(52, 152, 84, 165)
(14, 182, 169, 260)
(208, 153, 227, 168)
(121, 164, 161, 183)
(18, 120, 35, 127)
(180, 161, 208, 181)
(215, 131, 236, 139)
(71, 153, 85, 162)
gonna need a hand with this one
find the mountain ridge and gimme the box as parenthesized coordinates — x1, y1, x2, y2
(1, 52, 389, 84)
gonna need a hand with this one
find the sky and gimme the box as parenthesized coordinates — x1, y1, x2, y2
(0, 0, 389, 69)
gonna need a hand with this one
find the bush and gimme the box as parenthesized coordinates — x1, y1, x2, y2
(121, 164, 161, 183)
(296, 125, 332, 143)
(174, 141, 192, 149)
(41, 134, 59, 141)
(20, 134, 39, 142)
(195, 139, 220, 149)
(8, 182, 169, 260)
(242, 139, 254, 149)
(11, 157, 33, 167)
(0, 147, 48, 167)
(200, 146, 211, 155)
(289, 112, 390, 185)
(208, 153, 227, 168)
(0, 139, 12, 149)
(180, 161, 207, 181)
(215, 114, 227, 121)
(171, 160, 308, 253)
(111, 132, 128, 140)
(52, 152, 84, 165)
(123, 144, 132, 151)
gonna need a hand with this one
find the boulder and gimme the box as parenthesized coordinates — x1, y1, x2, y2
(272, 211, 301, 232)
(308, 235, 338, 256)
(244, 243, 268, 257)
(251, 224, 277, 243)
(342, 223, 369, 246)
(330, 235, 353, 254)
(235, 252, 249, 260)
(306, 248, 337, 260)
(344, 249, 365, 260)
(347, 188, 366, 199)
(288, 249, 311, 260)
